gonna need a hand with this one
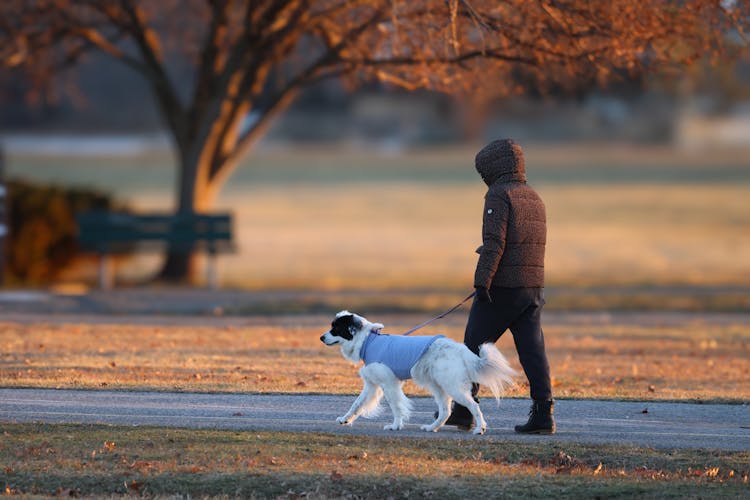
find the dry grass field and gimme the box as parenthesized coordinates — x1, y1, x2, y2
(2, 423, 748, 498)
(207, 182, 750, 292)
(2, 143, 749, 498)
(10, 144, 750, 293)
(4, 144, 749, 400)
(2, 312, 748, 401)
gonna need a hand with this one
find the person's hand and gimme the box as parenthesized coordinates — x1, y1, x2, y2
(475, 286, 492, 303)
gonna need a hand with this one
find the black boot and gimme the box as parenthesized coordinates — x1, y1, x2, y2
(437, 384, 479, 431)
(441, 402, 475, 431)
(515, 399, 555, 434)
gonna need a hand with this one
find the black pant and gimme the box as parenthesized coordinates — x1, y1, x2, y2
(464, 287, 552, 401)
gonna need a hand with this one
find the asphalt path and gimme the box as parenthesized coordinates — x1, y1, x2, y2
(1, 388, 748, 451)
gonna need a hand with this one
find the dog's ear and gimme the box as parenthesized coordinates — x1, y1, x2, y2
(347, 316, 364, 339)
(370, 322, 384, 333)
(331, 314, 358, 340)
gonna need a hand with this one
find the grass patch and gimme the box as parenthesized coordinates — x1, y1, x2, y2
(1, 423, 748, 498)
(14, 146, 749, 295)
(211, 183, 750, 294)
(1, 312, 749, 401)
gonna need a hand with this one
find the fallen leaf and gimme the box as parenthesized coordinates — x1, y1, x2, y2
(330, 470, 343, 482)
(551, 450, 585, 473)
(126, 480, 143, 492)
(129, 460, 154, 471)
(705, 467, 720, 477)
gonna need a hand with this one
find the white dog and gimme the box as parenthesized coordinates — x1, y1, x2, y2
(320, 310, 516, 435)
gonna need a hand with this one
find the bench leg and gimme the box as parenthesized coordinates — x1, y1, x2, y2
(99, 253, 114, 290)
(206, 252, 218, 290)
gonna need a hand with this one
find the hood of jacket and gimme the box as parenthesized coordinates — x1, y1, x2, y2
(475, 139, 526, 186)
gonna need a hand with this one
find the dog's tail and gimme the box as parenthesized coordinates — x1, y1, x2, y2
(468, 343, 517, 400)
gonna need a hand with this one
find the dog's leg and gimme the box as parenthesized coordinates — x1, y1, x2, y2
(381, 381, 412, 431)
(337, 373, 383, 426)
(419, 383, 452, 432)
(453, 392, 487, 435)
(360, 363, 411, 431)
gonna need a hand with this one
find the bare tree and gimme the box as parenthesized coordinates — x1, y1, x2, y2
(1, 0, 746, 281)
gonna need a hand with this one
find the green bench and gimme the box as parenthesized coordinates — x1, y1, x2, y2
(76, 212, 234, 289)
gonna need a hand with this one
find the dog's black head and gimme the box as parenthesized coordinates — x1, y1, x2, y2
(320, 311, 361, 345)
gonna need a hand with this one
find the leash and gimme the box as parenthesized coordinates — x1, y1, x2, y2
(399, 291, 476, 336)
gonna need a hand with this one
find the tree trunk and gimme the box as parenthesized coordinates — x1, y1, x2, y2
(157, 248, 195, 284)
(153, 88, 278, 284)
(155, 145, 215, 284)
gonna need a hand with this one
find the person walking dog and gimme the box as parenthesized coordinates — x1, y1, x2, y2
(446, 138, 555, 434)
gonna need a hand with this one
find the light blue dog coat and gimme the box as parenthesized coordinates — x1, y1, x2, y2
(359, 332, 445, 380)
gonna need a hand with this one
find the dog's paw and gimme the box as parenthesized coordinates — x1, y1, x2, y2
(336, 416, 352, 425)
(420, 424, 438, 432)
(472, 426, 486, 435)
(383, 423, 403, 431)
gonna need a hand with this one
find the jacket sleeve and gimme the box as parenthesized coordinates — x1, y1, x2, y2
(474, 193, 509, 289)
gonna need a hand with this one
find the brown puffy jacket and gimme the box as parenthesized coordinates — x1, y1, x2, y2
(473, 139, 546, 289)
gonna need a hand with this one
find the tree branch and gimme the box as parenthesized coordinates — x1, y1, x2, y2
(118, 0, 186, 144)
(204, 0, 319, 182)
(70, 26, 147, 74)
(341, 50, 538, 68)
(216, 3, 386, 180)
(188, 0, 231, 144)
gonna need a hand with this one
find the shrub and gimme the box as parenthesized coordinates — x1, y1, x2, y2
(4, 178, 125, 285)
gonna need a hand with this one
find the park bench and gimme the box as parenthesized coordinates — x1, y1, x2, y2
(76, 212, 234, 289)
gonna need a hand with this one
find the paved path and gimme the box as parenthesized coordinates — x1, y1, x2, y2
(2, 388, 748, 451)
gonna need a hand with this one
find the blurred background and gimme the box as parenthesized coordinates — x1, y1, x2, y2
(1, 12, 748, 313)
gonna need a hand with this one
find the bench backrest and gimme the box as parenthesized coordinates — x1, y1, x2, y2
(77, 212, 234, 254)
